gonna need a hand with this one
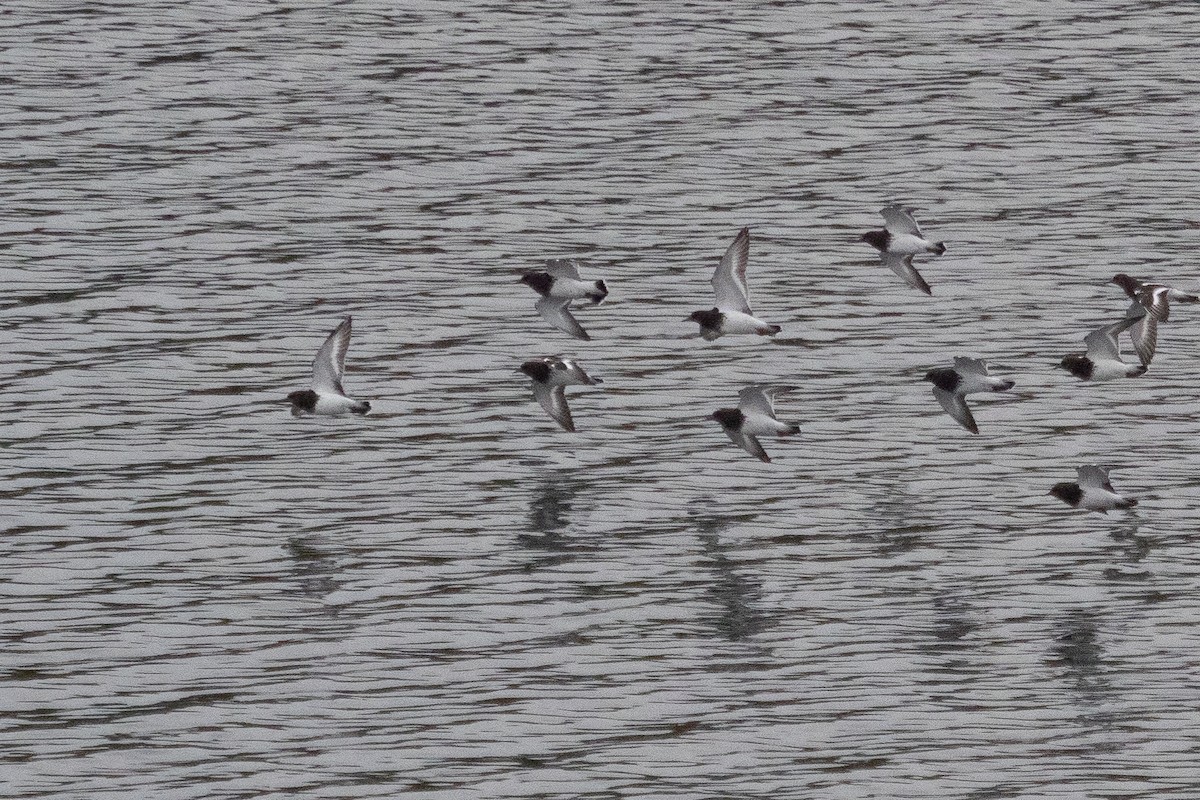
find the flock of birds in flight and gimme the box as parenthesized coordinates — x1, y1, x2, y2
(285, 206, 1198, 515)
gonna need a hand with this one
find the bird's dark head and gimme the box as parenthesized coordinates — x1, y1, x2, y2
(519, 360, 552, 382)
(1059, 355, 1093, 380)
(689, 308, 722, 327)
(923, 368, 960, 392)
(860, 230, 889, 251)
(287, 390, 318, 412)
(1111, 273, 1137, 294)
(711, 408, 744, 430)
(1049, 482, 1083, 506)
(520, 272, 553, 296)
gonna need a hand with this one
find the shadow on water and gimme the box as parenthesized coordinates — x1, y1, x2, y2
(515, 472, 599, 568)
(918, 590, 984, 690)
(860, 471, 935, 556)
(1107, 515, 1152, 564)
(928, 592, 978, 649)
(1101, 515, 1156, 590)
(1048, 610, 1110, 703)
(1047, 609, 1127, 755)
(284, 535, 342, 602)
(692, 510, 770, 644)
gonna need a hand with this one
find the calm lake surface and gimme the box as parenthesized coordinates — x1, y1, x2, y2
(3, 1, 1200, 797)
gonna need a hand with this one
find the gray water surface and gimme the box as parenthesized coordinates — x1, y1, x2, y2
(4, 1, 1200, 798)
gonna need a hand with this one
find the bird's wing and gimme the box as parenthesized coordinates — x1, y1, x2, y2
(1139, 285, 1171, 322)
(545, 259, 582, 280)
(952, 356, 989, 376)
(1125, 302, 1158, 366)
(933, 387, 978, 433)
(564, 360, 601, 385)
(725, 428, 771, 462)
(312, 316, 352, 395)
(882, 253, 932, 295)
(536, 296, 590, 340)
(1076, 465, 1115, 492)
(737, 384, 796, 418)
(533, 383, 574, 432)
(1084, 316, 1139, 361)
(881, 205, 923, 237)
(711, 227, 752, 314)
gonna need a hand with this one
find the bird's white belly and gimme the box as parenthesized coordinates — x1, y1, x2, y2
(1090, 359, 1134, 381)
(1081, 489, 1125, 511)
(741, 415, 792, 437)
(958, 374, 1008, 394)
(313, 393, 363, 415)
(549, 278, 593, 299)
(720, 309, 772, 333)
(888, 233, 934, 255)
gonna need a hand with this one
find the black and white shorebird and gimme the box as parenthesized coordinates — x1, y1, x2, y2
(522, 259, 608, 304)
(1049, 465, 1138, 514)
(287, 317, 371, 417)
(923, 357, 1015, 434)
(1111, 273, 1199, 365)
(521, 260, 607, 340)
(519, 356, 602, 432)
(688, 227, 782, 340)
(860, 205, 946, 295)
(1058, 318, 1148, 381)
(711, 385, 800, 463)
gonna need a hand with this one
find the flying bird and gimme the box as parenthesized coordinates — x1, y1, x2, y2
(1058, 317, 1148, 381)
(1111, 273, 1198, 365)
(522, 260, 607, 340)
(923, 357, 1015, 434)
(521, 259, 608, 304)
(287, 317, 371, 416)
(1049, 465, 1138, 514)
(688, 227, 782, 340)
(711, 385, 801, 462)
(519, 356, 602, 432)
(860, 205, 946, 295)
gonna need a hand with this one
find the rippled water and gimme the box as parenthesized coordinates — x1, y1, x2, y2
(4, 1, 1200, 797)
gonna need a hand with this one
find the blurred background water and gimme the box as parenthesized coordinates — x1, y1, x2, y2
(3, 1, 1199, 797)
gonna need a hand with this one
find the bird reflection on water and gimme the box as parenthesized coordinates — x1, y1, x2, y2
(692, 510, 770, 644)
(1048, 609, 1126, 754)
(284, 535, 342, 601)
(862, 471, 936, 556)
(516, 473, 597, 568)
